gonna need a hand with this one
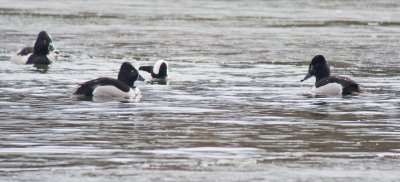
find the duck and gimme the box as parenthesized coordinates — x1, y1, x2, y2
(11, 31, 59, 65)
(73, 62, 142, 100)
(300, 55, 363, 95)
(139, 59, 169, 84)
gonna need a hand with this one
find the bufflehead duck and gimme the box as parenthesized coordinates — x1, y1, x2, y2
(300, 55, 363, 95)
(11, 31, 59, 65)
(139, 59, 169, 84)
(73, 62, 142, 100)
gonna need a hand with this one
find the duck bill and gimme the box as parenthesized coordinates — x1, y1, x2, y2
(49, 43, 59, 54)
(138, 74, 145, 82)
(300, 73, 312, 82)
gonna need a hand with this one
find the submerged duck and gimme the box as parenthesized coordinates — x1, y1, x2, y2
(73, 62, 142, 100)
(301, 55, 363, 95)
(11, 31, 59, 65)
(139, 59, 169, 84)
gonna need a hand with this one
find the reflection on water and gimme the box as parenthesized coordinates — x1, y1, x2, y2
(33, 64, 50, 73)
(0, 0, 400, 181)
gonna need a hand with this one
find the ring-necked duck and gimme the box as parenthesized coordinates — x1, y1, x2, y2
(139, 59, 169, 84)
(11, 31, 59, 65)
(301, 55, 363, 95)
(73, 62, 142, 100)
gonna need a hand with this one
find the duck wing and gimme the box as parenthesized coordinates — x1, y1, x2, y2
(74, 77, 131, 96)
(139, 66, 154, 74)
(18, 47, 34, 56)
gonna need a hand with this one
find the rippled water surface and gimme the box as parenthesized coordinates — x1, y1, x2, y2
(1, 0, 400, 181)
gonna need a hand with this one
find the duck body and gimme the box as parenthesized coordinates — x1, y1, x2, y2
(74, 62, 141, 100)
(11, 47, 33, 65)
(26, 53, 57, 65)
(74, 77, 140, 98)
(301, 55, 363, 95)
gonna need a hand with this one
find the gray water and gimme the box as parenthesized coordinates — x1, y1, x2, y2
(1, 0, 400, 181)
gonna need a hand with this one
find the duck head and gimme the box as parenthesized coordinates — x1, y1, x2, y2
(34, 31, 55, 55)
(118, 62, 144, 87)
(301, 55, 330, 82)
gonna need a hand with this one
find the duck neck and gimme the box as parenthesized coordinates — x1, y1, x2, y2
(118, 72, 134, 87)
(315, 68, 330, 82)
(34, 42, 50, 56)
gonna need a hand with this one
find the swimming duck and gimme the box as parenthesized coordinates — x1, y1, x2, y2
(11, 31, 59, 65)
(73, 62, 141, 100)
(139, 59, 169, 84)
(301, 55, 363, 95)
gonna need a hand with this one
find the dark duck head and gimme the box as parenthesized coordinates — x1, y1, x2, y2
(301, 55, 330, 82)
(27, 31, 57, 65)
(34, 31, 53, 56)
(118, 62, 141, 87)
